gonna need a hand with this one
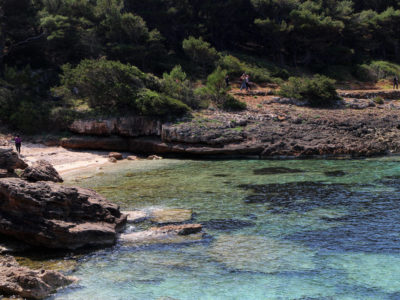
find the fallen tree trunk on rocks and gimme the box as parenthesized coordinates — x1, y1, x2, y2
(0, 178, 127, 249)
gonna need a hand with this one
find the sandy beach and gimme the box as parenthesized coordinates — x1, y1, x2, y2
(1, 142, 112, 175)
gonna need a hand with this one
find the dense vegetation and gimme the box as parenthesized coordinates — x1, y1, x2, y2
(1, 0, 400, 132)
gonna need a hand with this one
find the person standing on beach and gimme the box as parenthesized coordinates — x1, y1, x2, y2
(14, 135, 21, 154)
(394, 75, 399, 89)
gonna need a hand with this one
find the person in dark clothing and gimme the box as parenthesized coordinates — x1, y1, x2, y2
(394, 76, 399, 89)
(225, 75, 230, 87)
(14, 135, 21, 154)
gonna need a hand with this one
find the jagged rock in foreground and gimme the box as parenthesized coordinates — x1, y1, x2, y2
(0, 178, 127, 249)
(21, 160, 63, 183)
(0, 255, 76, 300)
(0, 148, 28, 171)
(120, 224, 203, 246)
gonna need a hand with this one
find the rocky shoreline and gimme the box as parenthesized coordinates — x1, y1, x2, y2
(50, 97, 400, 158)
(0, 149, 205, 299)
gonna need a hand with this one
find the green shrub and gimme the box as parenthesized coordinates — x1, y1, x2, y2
(279, 75, 340, 107)
(218, 54, 273, 83)
(162, 65, 200, 108)
(134, 89, 190, 116)
(223, 95, 247, 111)
(59, 58, 147, 111)
(9, 101, 49, 134)
(368, 61, 400, 80)
(182, 36, 220, 73)
(373, 96, 384, 104)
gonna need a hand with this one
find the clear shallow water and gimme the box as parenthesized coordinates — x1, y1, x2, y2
(54, 158, 400, 300)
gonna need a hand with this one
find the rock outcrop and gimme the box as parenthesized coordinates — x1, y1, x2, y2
(0, 178, 126, 249)
(21, 160, 63, 183)
(60, 101, 400, 158)
(108, 152, 123, 160)
(0, 255, 76, 299)
(0, 148, 28, 171)
(69, 116, 162, 137)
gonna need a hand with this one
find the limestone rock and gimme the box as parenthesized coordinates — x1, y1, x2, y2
(120, 224, 203, 246)
(147, 155, 162, 160)
(149, 208, 193, 224)
(126, 155, 139, 161)
(0, 178, 127, 249)
(68, 116, 162, 137)
(123, 210, 148, 223)
(109, 152, 123, 160)
(0, 255, 76, 300)
(108, 157, 118, 163)
(21, 160, 63, 183)
(0, 148, 28, 171)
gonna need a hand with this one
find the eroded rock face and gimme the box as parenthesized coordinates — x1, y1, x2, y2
(69, 117, 162, 137)
(0, 148, 28, 171)
(0, 255, 76, 300)
(0, 178, 126, 249)
(21, 160, 63, 183)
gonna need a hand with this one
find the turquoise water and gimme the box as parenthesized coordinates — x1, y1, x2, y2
(54, 158, 400, 299)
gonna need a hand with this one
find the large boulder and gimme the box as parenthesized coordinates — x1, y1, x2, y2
(0, 148, 28, 171)
(0, 178, 127, 249)
(0, 255, 76, 299)
(21, 160, 63, 183)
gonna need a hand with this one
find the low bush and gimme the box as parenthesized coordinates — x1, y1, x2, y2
(368, 61, 400, 80)
(373, 96, 384, 104)
(182, 36, 220, 74)
(279, 75, 340, 107)
(134, 89, 190, 116)
(162, 65, 200, 108)
(223, 95, 247, 111)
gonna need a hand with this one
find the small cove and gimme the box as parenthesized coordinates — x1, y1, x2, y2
(50, 157, 400, 299)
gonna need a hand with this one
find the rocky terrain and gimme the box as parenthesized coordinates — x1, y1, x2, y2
(56, 92, 400, 158)
(0, 255, 76, 300)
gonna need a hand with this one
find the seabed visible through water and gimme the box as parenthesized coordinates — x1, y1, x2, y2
(49, 157, 400, 299)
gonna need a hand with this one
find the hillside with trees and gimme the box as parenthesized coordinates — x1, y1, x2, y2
(1, 0, 400, 133)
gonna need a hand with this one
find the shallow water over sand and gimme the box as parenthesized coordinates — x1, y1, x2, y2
(54, 157, 400, 299)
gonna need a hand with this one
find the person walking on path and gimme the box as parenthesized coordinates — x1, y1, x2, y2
(225, 74, 230, 87)
(245, 74, 250, 91)
(394, 75, 399, 89)
(14, 135, 21, 154)
(240, 73, 247, 91)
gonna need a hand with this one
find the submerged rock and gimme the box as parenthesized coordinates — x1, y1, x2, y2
(253, 167, 303, 175)
(120, 224, 203, 246)
(21, 160, 63, 183)
(202, 219, 255, 231)
(324, 170, 347, 177)
(0, 255, 76, 300)
(0, 178, 127, 249)
(123, 210, 148, 223)
(149, 209, 193, 224)
(208, 235, 315, 274)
